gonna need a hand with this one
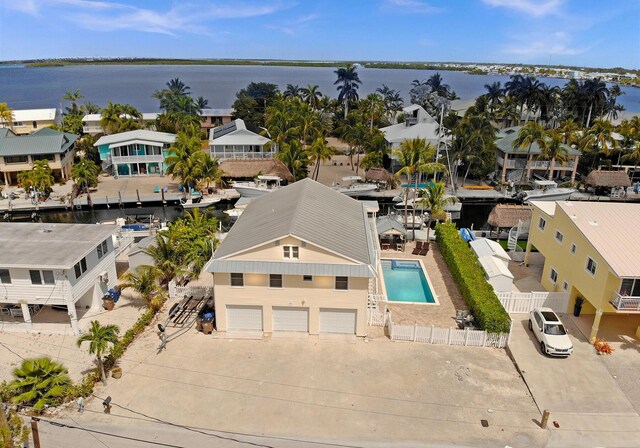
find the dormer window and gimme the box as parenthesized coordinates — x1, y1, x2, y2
(283, 246, 299, 259)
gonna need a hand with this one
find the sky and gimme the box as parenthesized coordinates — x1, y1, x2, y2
(0, 0, 638, 69)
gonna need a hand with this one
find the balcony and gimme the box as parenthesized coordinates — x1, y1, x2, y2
(611, 292, 640, 312)
(111, 154, 164, 164)
(82, 125, 103, 134)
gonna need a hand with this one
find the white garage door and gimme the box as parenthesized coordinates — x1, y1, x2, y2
(227, 305, 263, 331)
(319, 308, 357, 334)
(272, 307, 309, 332)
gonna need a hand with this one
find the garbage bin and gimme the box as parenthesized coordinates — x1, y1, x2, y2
(196, 316, 203, 332)
(201, 312, 214, 335)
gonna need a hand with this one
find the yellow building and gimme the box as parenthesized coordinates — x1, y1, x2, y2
(525, 201, 640, 340)
(1, 108, 60, 135)
(205, 178, 378, 337)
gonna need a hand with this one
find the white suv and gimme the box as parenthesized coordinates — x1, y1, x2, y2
(528, 307, 573, 356)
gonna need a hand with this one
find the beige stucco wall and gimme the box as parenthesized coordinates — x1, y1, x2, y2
(10, 120, 56, 135)
(230, 236, 359, 264)
(0, 152, 73, 173)
(529, 207, 622, 314)
(213, 272, 368, 336)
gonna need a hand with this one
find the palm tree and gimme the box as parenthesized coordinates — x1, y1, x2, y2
(538, 130, 569, 180)
(63, 89, 84, 116)
(483, 82, 503, 114)
(580, 119, 619, 168)
(71, 158, 100, 206)
(165, 132, 208, 191)
(119, 265, 165, 310)
(417, 181, 457, 247)
(582, 78, 609, 127)
(426, 73, 453, 98)
(198, 157, 224, 192)
(495, 95, 519, 128)
(283, 84, 303, 99)
(559, 118, 581, 145)
(512, 121, 547, 185)
(144, 234, 188, 286)
(393, 138, 446, 232)
(0, 102, 14, 128)
(334, 64, 362, 119)
(301, 85, 323, 109)
(363, 93, 385, 130)
(306, 137, 336, 180)
(82, 102, 101, 115)
(276, 140, 308, 180)
(195, 96, 209, 110)
(166, 78, 191, 95)
(622, 141, 640, 175)
(9, 357, 71, 412)
(77, 321, 120, 384)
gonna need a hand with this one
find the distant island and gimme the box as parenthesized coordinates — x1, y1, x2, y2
(2, 57, 638, 87)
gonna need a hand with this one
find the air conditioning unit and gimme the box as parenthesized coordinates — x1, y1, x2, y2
(99, 271, 109, 283)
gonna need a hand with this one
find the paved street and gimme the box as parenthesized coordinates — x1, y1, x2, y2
(58, 326, 546, 448)
(508, 315, 640, 447)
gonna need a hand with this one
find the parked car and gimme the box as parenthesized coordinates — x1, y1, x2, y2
(528, 307, 573, 356)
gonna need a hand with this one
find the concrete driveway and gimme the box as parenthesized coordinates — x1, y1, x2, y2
(508, 315, 640, 447)
(62, 327, 547, 448)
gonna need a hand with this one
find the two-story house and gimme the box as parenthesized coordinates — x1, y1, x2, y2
(0, 127, 78, 186)
(0, 108, 60, 135)
(208, 118, 275, 161)
(200, 109, 233, 132)
(524, 201, 640, 341)
(0, 223, 124, 335)
(82, 113, 160, 135)
(94, 130, 176, 176)
(206, 179, 378, 337)
(496, 127, 581, 185)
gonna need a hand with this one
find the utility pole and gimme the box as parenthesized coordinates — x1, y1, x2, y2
(30, 418, 40, 448)
(0, 400, 15, 448)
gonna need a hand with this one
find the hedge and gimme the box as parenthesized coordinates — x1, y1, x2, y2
(435, 222, 511, 334)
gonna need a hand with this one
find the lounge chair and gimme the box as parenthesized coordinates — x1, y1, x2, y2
(412, 246, 421, 255)
(415, 241, 424, 250)
(154, 185, 160, 193)
(390, 242, 397, 251)
(418, 248, 428, 256)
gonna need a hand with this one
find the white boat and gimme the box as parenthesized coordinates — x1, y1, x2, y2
(233, 175, 282, 198)
(516, 180, 576, 203)
(224, 208, 244, 220)
(180, 195, 221, 209)
(390, 212, 427, 229)
(332, 176, 378, 197)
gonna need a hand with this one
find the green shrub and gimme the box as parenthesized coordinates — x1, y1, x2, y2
(435, 222, 511, 333)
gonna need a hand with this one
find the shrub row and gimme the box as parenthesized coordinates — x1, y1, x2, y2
(435, 222, 511, 334)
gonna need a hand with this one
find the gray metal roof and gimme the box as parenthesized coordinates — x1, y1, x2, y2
(94, 130, 176, 147)
(128, 235, 157, 256)
(211, 178, 374, 267)
(0, 128, 78, 156)
(496, 126, 581, 156)
(0, 223, 118, 269)
(207, 260, 373, 278)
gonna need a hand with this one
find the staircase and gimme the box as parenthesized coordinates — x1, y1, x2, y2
(507, 169, 525, 183)
(507, 219, 530, 261)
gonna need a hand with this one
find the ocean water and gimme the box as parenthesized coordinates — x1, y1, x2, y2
(1, 64, 638, 114)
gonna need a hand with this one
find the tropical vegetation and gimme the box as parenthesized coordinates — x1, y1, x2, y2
(76, 321, 120, 384)
(16, 160, 55, 195)
(8, 357, 71, 412)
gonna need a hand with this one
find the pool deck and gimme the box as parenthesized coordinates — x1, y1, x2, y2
(380, 241, 466, 328)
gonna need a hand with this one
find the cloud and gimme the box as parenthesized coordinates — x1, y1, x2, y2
(2, 0, 288, 36)
(382, 0, 442, 14)
(266, 13, 319, 35)
(482, 0, 564, 17)
(503, 32, 587, 59)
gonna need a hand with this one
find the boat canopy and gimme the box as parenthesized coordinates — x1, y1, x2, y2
(342, 176, 362, 182)
(257, 175, 281, 181)
(532, 180, 557, 188)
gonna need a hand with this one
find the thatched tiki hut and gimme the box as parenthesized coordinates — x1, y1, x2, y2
(585, 170, 631, 195)
(218, 159, 294, 183)
(365, 168, 393, 188)
(486, 204, 532, 236)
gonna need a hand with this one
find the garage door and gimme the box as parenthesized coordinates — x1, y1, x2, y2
(227, 305, 263, 331)
(273, 307, 309, 332)
(319, 308, 357, 334)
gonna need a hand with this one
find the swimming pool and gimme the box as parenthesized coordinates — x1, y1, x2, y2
(381, 259, 437, 304)
(400, 182, 435, 189)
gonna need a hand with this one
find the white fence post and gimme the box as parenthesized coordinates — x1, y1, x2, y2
(413, 323, 417, 342)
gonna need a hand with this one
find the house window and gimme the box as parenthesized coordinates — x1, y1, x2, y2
(335, 276, 349, 290)
(303, 275, 313, 282)
(230, 273, 244, 287)
(538, 217, 546, 231)
(4, 155, 28, 164)
(586, 257, 597, 277)
(549, 268, 558, 285)
(620, 279, 640, 297)
(97, 239, 108, 259)
(570, 243, 576, 255)
(269, 274, 283, 288)
(562, 281, 569, 292)
(32, 121, 38, 129)
(0, 269, 11, 284)
(283, 246, 299, 259)
(42, 270, 55, 285)
(74, 257, 88, 279)
(29, 270, 42, 285)
(554, 230, 564, 244)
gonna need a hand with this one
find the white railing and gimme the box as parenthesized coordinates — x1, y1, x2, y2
(111, 154, 164, 164)
(497, 291, 570, 314)
(529, 161, 550, 169)
(367, 294, 387, 326)
(168, 280, 213, 300)
(386, 311, 510, 347)
(611, 292, 640, 311)
(114, 229, 134, 256)
(83, 125, 103, 134)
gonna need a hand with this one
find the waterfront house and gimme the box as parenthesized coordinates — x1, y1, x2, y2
(496, 126, 581, 184)
(0, 108, 60, 135)
(0, 223, 130, 335)
(205, 178, 379, 337)
(82, 113, 159, 135)
(208, 119, 275, 161)
(0, 127, 77, 186)
(218, 159, 293, 183)
(524, 201, 640, 341)
(94, 130, 176, 176)
(200, 109, 233, 132)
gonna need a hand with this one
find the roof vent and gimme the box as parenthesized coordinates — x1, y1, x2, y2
(42, 225, 55, 233)
(589, 220, 598, 226)
(564, 201, 573, 207)
(570, 214, 577, 220)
